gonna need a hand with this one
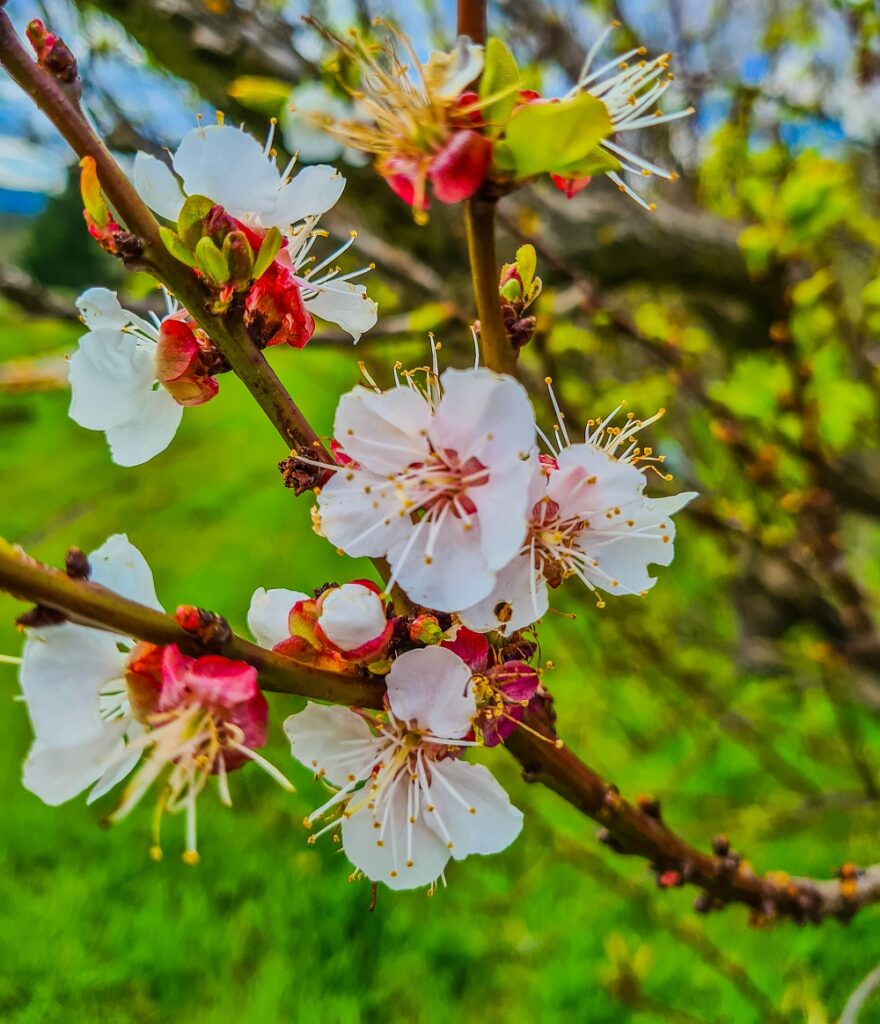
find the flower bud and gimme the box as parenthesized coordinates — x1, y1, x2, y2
(316, 582, 391, 658)
(222, 230, 256, 291)
(408, 613, 446, 645)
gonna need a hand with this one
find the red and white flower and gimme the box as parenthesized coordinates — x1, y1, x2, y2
(134, 122, 377, 343)
(285, 645, 523, 890)
(458, 405, 697, 634)
(69, 287, 218, 466)
(313, 361, 537, 611)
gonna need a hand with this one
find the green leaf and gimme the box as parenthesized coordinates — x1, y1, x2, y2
(178, 194, 215, 250)
(553, 145, 621, 178)
(194, 236, 230, 286)
(228, 75, 292, 116)
(253, 226, 283, 280)
(159, 226, 196, 268)
(504, 93, 612, 179)
(479, 38, 521, 137)
(515, 244, 536, 292)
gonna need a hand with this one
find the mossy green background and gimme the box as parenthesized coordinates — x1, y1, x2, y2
(1, 296, 878, 1024)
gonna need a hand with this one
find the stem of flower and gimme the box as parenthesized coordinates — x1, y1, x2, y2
(0, 9, 327, 460)
(463, 196, 516, 375)
(456, 0, 487, 44)
(2, 536, 878, 925)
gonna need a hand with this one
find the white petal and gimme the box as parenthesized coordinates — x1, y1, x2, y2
(435, 38, 484, 99)
(318, 468, 414, 559)
(470, 455, 533, 570)
(284, 703, 380, 787)
(386, 646, 475, 738)
(549, 444, 645, 521)
(427, 759, 523, 858)
(68, 329, 156, 431)
(318, 584, 387, 652)
(20, 623, 126, 747)
(281, 83, 348, 163)
(273, 164, 346, 225)
(87, 721, 145, 803)
(75, 288, 128, 331)
(247, 587, 308, 648)
(133, 151, 184, 221)
(334, 385, 431, 475)
(432, 368, 536, 468)
(23, 725, 127, 806)
(388, 511, 496, 611)
(576, 491, 697, 596)
(341, 778, 450, 890)
(173, 124, 279, 221)
(88, 534, 162, 609)
(304, 281, 378, 343)
(458, 551, 548, 635)
(104, 388, 184, 467)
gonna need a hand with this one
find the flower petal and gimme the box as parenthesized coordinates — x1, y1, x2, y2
(20, 623, 126, 747)
(318, 584, 387, 652)
(432, 368, 536, 467)
(104, 388, 184, 467)
(318, 468, 414, 559)
(386, 646, 475, 738)
(133, 151, 184, 221)
(304, 281, 378, 343)
(341, 778, 450, 890)
(88, 534, 162, 609)
(75, 288, 129, 331)
(457, 550, 548, 635)
(86, 721, 145, 803)
(23, 725, 128, 806)
(426, 759, 523, 858)
(284, 703, 380, 787)
(173, 124, 279, 222)
(68, 329, 156, 432)
(469, 455, 533, 570)
(273, 164, 346, 225)
(247, 587, 308, 648)
(333, 385, 431, 475)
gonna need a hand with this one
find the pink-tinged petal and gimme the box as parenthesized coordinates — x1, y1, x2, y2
(284, 703, 380, 787)
(318, 468, 413, 559)
(431, 368, 536, 467)
(387, 511, 495, 611)
(103, 389, 184, 466)
(386, 646, 475, 738)
(20, 624, 126, 747)
(341, 779, 450, 890)
(333, 385, 431, 475)
(248, 587, 309, 648)
(22, 724, 128, 806)
(428, 130, 492, 204)
(425, 759, 523, 857)
(88, 534, 162, 609)
(272, 164, 346, 225)
(441, 627, 489, 671)
(161, 375, 219, 408)
(133, 151, 184, 221)
(457, 550, 548, 635)
(317, 583, 388, 652)
(303, 281, 378, 343)
(549, 444, 645, 520)
(68, 329, 156, 431)
(159, 644, 260, 709)
(155, 319, 201, 383)
(468, 455, 533, 570)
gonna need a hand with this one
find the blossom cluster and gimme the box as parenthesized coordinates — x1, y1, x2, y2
(10, 17, 699, 895)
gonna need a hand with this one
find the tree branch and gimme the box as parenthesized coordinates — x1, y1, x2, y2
(2, 536, 879, 926)
(0, 9, 328, 461)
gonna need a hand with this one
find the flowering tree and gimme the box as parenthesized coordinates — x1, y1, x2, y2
(1, 0, 879, 934)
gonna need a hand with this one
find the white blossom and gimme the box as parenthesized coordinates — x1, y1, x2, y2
(313, 362, 537, 611)
(459, 405, 697, 634)
(19, 535, 160, 805)
(285, 646, 522, 890)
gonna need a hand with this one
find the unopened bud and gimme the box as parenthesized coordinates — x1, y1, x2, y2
(222, 230, 255, 290)
(408, 613, 445, 645)
(64, 547, 90, 580)
(27, 20, 79, 86)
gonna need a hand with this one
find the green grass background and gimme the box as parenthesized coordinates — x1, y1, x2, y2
(1, 301, 879, 1024)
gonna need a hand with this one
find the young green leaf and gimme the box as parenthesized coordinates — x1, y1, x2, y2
(253, 226, 283, 280)
(178, 195, 215, 250)
(479, 38, 522, 136)
(505, 94, 612, 179)
(159, 226, 196, 267)
(194, 236, 230, 286)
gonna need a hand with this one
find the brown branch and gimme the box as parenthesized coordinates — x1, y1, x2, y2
(2, 536, 879, 925)
(0, 9, 327, 461)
